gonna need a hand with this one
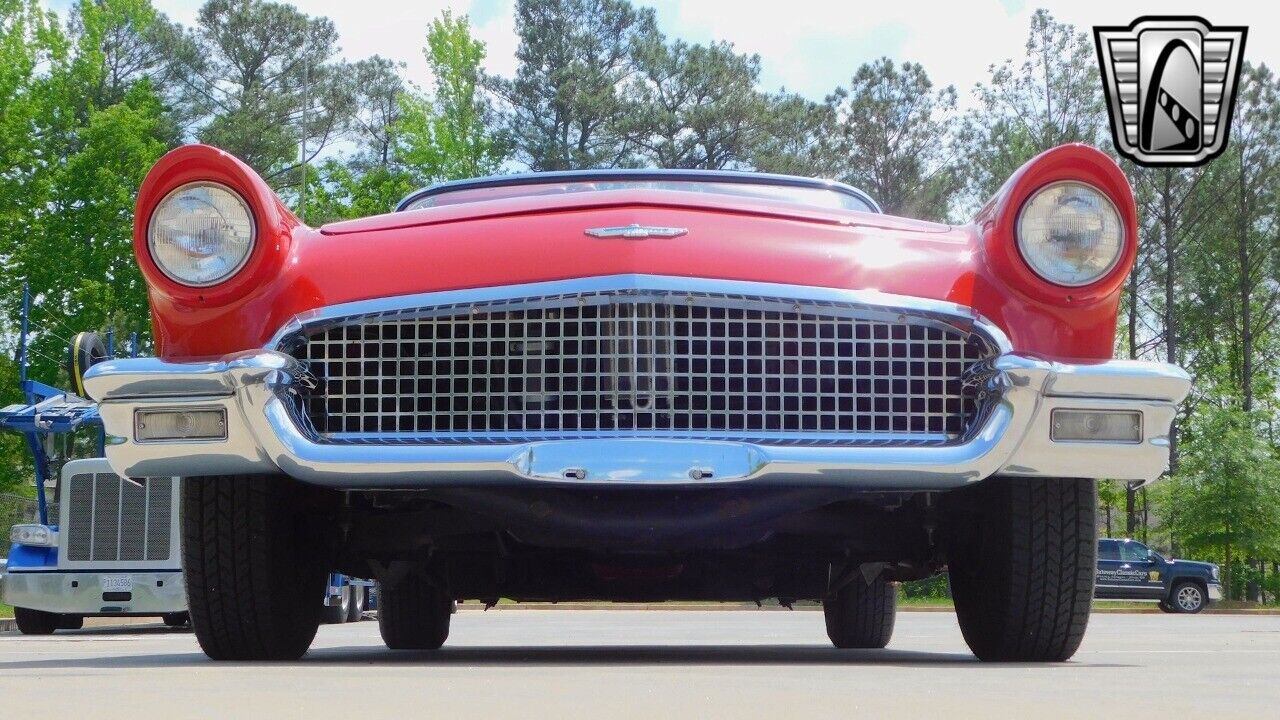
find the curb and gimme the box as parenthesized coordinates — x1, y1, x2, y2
(0, 615, 169, 633)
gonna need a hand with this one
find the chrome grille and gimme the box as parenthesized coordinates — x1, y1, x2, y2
(64, 473, 174, 563)
(290, 290, 995, 445)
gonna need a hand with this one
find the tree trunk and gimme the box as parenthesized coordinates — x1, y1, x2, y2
(1225, 543, 1233, 601)
(1141, 486, 1149, 543)
(1237, 145, 1253, 414)
(1235, 146, 1261, 603)
(1125, 271, 1139, 534)
(1160, 171, 1180, 472)
(1125, 482, 1137, 536)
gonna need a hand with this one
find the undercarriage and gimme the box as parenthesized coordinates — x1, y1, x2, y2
(324, 484, 943, 603)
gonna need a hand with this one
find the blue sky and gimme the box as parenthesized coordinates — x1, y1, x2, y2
(45, 0, 1278, 105)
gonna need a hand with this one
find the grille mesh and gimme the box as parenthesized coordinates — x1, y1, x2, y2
(64, 474, 174, 563)
(292, 292, 994, 444)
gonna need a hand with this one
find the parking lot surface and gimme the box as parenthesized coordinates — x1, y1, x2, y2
(1, 610, 1277, 718)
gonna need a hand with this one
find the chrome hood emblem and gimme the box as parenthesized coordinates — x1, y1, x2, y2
(585, 224, 688, 239)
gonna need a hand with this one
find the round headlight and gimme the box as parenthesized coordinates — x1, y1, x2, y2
(1016, 181, 1124, 287)
(148, 182, 255, 287)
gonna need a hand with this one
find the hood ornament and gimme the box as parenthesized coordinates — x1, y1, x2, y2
(585, 224, 688, 239)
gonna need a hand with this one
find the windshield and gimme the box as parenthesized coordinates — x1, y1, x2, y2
(401, 178, 877, 213)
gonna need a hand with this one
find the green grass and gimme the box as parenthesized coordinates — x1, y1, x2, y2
(0, 603, 12, 619)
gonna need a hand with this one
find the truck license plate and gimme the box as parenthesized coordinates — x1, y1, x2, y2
(101, 575, 133, 592)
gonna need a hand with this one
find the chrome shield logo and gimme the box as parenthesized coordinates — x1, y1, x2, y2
(1095, 16, 1247, 166)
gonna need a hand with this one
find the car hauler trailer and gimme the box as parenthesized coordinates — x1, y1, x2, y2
(0, 292, 190, 634)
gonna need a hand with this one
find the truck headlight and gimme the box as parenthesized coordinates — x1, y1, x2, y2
(11, 524, 57, 547)
(1211, 565, 1220, 581)
(148, 182, 255, 287)
(1016, 181, 1123, 287)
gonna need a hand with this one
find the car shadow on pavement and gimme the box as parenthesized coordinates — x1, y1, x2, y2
(0, 640, 1133, 670)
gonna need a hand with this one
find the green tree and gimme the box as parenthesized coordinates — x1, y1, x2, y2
(1160, 406, 1280, 598)
(824, 58, 958, 219)
(303, 160, 416, 223)
(488, 0, 658, 170)
(396, 10, 507, 183)
(748, 92, 839, 178)
(955, 9, 1103, 205)
(0, 0, 171, 491)
(167, 0, 355, 183)
(1097, 481, 1126, 538)
(350, 55, 407, 168)
(626, 38, 766, 169)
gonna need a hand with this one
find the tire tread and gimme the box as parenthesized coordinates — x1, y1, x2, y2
(377, 573, 450, 650)
(823, 575, 896, 649)
(947, 477, 1095, 662)
(182, 476, 323, 661)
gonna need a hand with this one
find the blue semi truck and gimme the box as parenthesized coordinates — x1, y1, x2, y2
(0, 303, 372, 634)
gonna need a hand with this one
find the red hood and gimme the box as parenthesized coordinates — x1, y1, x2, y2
(133, 144, 1135, 364)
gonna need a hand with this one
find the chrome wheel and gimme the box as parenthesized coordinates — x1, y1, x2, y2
(1175, 584, 1204, 613)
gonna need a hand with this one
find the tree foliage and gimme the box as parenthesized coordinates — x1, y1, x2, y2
(0, 0, 171, 490)
(167, 0, 354, 185)
(955, 9, 1103, 204)
(396, 11, 507, 184)
(825, 58, 957, 219)
(488, 0, 658, 170)
(1158, 406, 1280, 597)
(625, 38, 766, 169)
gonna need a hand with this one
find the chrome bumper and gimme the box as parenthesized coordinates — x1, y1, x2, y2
(83, 351, 1189, 490)
(1208, 583, 1224, 601)
(1, 570, 187, 615)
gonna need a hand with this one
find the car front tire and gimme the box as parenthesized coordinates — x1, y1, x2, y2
(377, 572, 451, 650)
(943, 476, 1096, 662)
(1170, 581, 1206, 614)
(182, 476, 327, 661)
(823, 575, 896, 649)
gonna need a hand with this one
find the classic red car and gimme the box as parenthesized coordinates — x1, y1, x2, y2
(84, 143, 1188, 662)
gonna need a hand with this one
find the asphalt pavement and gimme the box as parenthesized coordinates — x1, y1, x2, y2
(1, 609, 1276, 718)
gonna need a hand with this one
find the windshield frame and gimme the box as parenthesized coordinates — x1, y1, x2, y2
(394, 169, 882, 214)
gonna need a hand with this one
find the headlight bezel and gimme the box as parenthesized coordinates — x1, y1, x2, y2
(1014, 180, 1125, 288)
(146, 181, 257, 288)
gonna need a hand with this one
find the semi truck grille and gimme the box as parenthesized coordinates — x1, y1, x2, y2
(63, 473, 173, 563)
(288, 290, 996, 444)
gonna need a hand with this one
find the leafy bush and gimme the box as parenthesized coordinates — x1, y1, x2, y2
(899, 574, 951, 600)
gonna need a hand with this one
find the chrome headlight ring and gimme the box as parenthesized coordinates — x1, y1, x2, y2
(147, 181, 256, 287)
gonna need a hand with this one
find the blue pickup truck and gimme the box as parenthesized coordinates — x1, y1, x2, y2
(1095, 538, 1223, 613)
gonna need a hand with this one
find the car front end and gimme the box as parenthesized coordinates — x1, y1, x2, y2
(82, 142, 1188, 662)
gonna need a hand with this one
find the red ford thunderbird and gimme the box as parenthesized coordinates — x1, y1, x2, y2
(83, 143, 1189, 662)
